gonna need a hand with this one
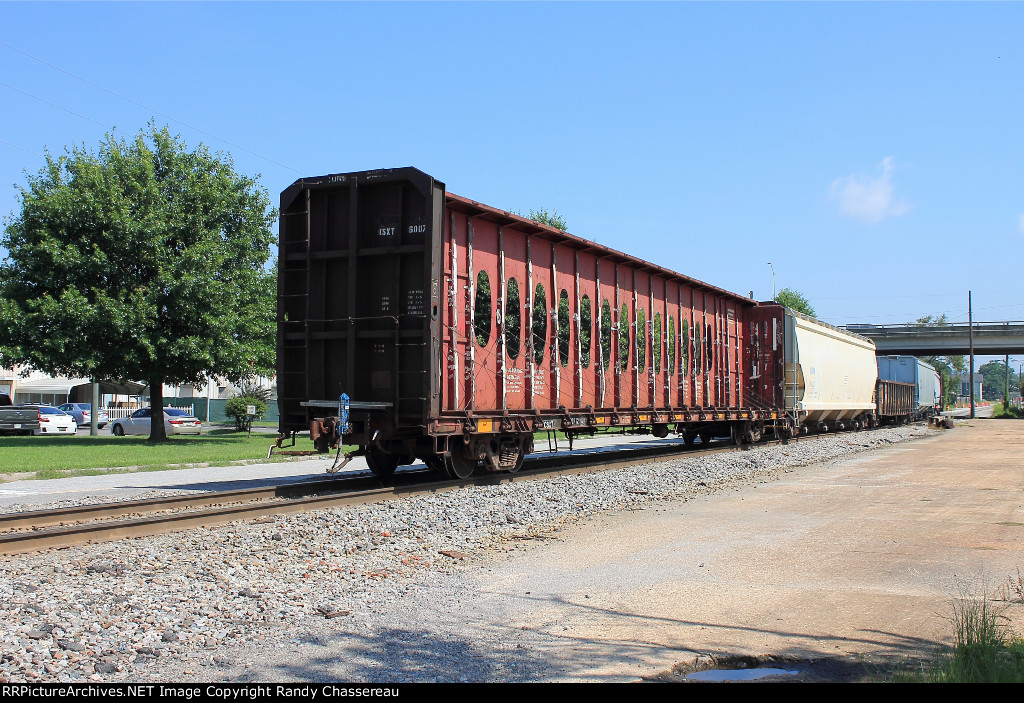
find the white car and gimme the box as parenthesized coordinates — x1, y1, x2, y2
(110, 407, 203, 436)
(32, 406, 77, 436)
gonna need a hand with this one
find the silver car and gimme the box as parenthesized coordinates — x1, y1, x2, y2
(110, 407, 203, 436)
(58, 403, 109, 429)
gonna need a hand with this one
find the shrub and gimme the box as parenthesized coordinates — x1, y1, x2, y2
(224, 396, 269, 432)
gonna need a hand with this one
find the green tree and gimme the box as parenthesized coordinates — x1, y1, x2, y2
(775, 288, 816, 317)
(526, 208, 567, 231)
(0, 125, 276, 441)
(978, 360, 1018, 402)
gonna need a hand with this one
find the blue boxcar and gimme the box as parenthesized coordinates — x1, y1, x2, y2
(876, 356, 941, 419)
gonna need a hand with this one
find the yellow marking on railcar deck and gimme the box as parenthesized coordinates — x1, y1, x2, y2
(477, 419, 493, 433)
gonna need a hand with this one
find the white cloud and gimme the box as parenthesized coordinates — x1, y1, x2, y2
(830, 157, 912, 223)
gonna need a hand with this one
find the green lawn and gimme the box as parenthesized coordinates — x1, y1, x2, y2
(0, 430, 324, 479)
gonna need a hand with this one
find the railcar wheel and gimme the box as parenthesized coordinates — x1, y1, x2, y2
(446, 448, 478, 480)
(730, 424, 743, 446)
(699, 430, 713, 446)
(365, 451, 399, 478)
(420, 455, 446, 474)
(683, 432, 697, 447)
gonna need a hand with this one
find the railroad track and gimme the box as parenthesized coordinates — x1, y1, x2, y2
(0, 434, 802, 556)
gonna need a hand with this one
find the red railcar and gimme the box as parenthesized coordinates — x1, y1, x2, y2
(276, 168, 784, 478)
(875, 379, 916, 424)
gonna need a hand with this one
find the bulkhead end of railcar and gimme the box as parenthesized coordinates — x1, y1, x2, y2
(275, 168, 446, 476)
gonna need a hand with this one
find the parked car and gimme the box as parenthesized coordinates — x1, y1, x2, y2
(31, 406, 77, 436)
(57, 403, 109, 429)
(0, 394, 40, 435)
(110, 407, 203, 436)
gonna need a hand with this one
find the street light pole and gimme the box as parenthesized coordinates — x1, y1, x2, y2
(767, 262, 776, 300)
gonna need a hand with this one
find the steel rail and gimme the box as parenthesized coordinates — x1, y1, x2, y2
(0, 472, 435, 531)
(0, 433, 825, 556)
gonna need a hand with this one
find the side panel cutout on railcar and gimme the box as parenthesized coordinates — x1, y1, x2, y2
(558, 289, 570, 368)
(580, 295, 592, 368)
(618, 303, 630, 373)
(601, 300, 612, 371)
(505, 278, 521, 360)
(532, 284, 547, 366)
(475, 271, 491, 347)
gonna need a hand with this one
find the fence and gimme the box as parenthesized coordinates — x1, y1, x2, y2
(105, 400, 279, 424)
(105, 404, 195, 420)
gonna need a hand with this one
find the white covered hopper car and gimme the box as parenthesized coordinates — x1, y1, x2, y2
(780, 308, 879, 433)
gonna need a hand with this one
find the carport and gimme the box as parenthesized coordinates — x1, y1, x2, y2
(13, 377, 146, 408)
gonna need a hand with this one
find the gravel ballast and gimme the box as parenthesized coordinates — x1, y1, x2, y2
(0, 425, 930, 682)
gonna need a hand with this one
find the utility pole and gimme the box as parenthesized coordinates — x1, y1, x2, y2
(969, 290, 975, 419)
(767, 262, 776, 300)
(1006, 353, 1010, 408)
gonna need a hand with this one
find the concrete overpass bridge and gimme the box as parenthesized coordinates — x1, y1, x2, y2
(843, 321, 1024, 356)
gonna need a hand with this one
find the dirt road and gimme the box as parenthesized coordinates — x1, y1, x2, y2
(393, 420, 1024, 681)
(493, 420, 1024, 680)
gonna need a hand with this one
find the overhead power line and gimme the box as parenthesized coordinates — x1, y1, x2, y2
(0, 80, 109, 128)
(0, 40, 301, 174)
(0, 139, 44, 157)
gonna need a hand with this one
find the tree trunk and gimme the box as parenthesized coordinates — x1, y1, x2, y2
(148, 377, 168, 442)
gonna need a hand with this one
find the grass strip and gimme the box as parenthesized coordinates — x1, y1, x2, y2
(0, 431, 315, 478)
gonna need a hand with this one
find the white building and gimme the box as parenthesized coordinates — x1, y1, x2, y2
(1, 365, 274, 413)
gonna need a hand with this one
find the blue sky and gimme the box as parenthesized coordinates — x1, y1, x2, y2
(1, 2, 1021, 354)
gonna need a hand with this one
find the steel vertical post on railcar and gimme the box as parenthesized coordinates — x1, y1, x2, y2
(701, 292, 708, 407)
(574, 252, 581, 407)
(345, 182, 358, 404)
(391, 187, 403, 427)
(716, 300, 723, 407)
(678, 287, 685, 408)
(499, 227, 507, 410)
(526, 238, 534, 409)
(632, 269, 639, 409)
(614, 265, 621, 408)
(596, 258, 606, 408)
(648, 273, 655, 409)
(551, 243, 560, 405)
(448, 212, 459, 412)
(467, 218, 475, 411)
(663, 280, 670, 409)
(302, 187, 313, 420)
